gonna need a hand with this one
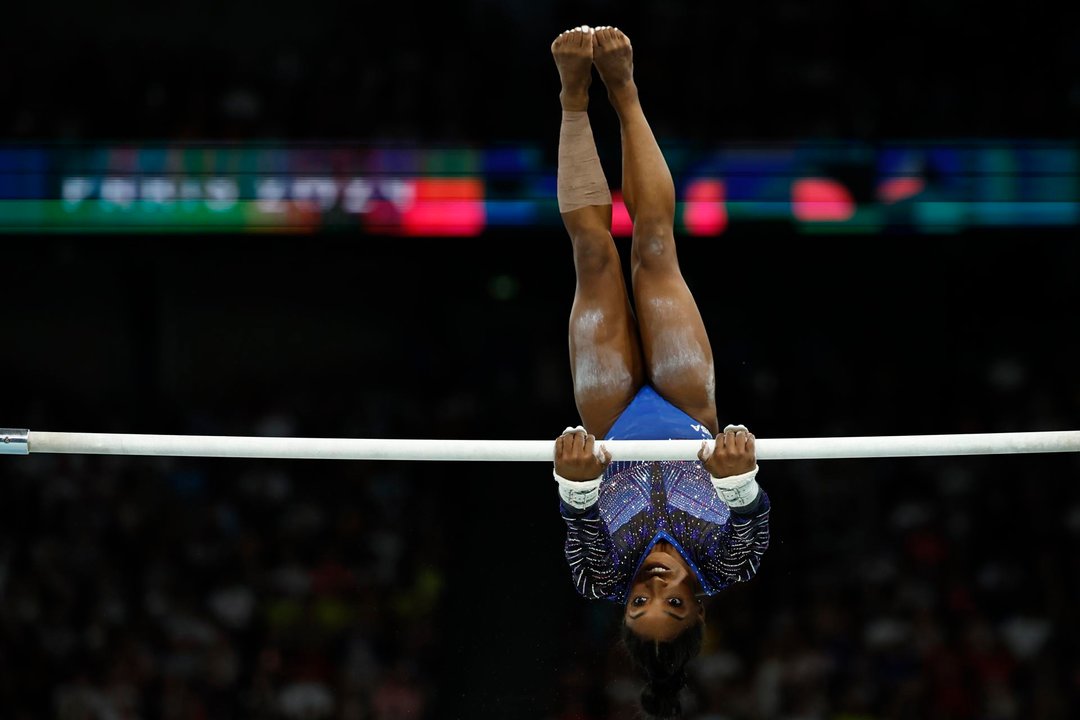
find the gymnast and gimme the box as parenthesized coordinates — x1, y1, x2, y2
(550, 25, 772, 719)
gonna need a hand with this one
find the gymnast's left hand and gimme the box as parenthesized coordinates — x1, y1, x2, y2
(554, 426, 612, 481)
(699, 424, 757, 478)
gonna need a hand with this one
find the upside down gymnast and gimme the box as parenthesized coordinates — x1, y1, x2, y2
(548, 25, 772, 719)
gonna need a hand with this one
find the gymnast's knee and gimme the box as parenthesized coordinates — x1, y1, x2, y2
(571, 229, 619, 276)
(631, 222, 677, 271)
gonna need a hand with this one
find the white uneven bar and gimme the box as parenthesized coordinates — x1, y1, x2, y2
(7, 429, 1080, 461)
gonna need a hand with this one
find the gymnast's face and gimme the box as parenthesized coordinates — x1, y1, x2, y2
(624, 546, 705, 642)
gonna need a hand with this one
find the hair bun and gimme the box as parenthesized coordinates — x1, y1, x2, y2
(640, 671, 686, 718)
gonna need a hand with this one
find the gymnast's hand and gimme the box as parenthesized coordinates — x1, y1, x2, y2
(698, 424, 757, 478)
(554, 426, 612, 481)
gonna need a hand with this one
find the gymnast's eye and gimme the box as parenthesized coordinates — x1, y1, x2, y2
(668, 598, 683, 607)
(632, 596, 647, 606)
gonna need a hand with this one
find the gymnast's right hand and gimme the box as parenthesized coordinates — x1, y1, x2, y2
(554, 426, 612, 481)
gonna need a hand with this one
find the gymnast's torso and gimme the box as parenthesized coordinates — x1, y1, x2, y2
(559, 385, 771, 602)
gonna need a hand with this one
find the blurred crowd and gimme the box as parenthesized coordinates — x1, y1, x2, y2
(0, 416, 444, 719)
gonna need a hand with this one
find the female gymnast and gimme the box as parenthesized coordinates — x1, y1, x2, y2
(550, 25, 772, 719)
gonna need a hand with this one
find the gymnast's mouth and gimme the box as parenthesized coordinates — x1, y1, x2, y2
(641, 563, 671, 576)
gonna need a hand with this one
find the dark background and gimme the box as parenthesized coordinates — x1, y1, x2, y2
(3, 1, 1080, 719)
(5, 1, 1079, 144)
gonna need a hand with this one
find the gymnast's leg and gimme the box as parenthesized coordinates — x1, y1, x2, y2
(593, 27, 719, 436)
(552, 26, 645, 439)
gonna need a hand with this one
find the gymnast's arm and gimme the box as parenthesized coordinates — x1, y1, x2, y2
(558, 495, 621, 600)
(700, 488, 771, 588)
(697, 424, 772, 586)
(554, 428, 620, 600)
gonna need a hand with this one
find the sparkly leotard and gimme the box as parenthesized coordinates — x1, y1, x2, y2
(560, 385, 771, 602)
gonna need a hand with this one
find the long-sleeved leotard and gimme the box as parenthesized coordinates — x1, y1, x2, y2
(561, 458, 771, 602)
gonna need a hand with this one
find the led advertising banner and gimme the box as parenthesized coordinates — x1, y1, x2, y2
(1, 142, 1076, 234)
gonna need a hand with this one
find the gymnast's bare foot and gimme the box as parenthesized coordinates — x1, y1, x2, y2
(551, 26, 594, 112)
(592, 26, 638, 110)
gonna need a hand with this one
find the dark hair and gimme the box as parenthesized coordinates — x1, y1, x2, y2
(620, 620, 704, 719)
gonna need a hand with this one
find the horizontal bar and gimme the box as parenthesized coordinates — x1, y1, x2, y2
(5, 429, 1079, 461)
(0, 429, 29, 455)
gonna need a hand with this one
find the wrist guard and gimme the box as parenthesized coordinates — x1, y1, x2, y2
(554, 469, 602, 510)
(711, 464, 760, 509)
